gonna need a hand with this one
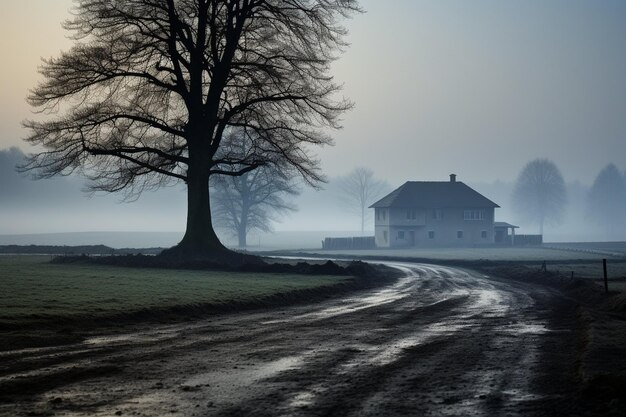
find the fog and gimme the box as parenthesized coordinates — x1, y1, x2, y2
(2, 1, 626, 245)
(2, 147, 625, 247)
(0, 148, 187, 235)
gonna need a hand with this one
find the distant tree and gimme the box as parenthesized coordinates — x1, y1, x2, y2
(211, 164, 298, 248)
(338, 167, 389, 233)
(512, 159, 567, 235)
(586, 163, 626, 238)
(21, 0, 359, 260)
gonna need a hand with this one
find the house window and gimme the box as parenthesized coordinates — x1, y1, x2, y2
(382, 209, 387, 221)
(428, 231, 435, 239)
(397, 231, 405, 240)
(432, 209, 442, 220)
(463, 210, 485, 220)
(383, 230, 388, 243)
(457, 230, 464, 239)
(406, 209, 417, 220)
(481, 230, 487, 239)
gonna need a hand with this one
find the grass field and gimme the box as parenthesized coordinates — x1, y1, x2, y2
(0, 256, 348, 326)
(546, 261, 626, 279)
(297, 246, 626, 292)
(307, 246, 619, 261)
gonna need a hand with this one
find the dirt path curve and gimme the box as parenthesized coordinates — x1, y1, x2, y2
(0, 262, 580, 417)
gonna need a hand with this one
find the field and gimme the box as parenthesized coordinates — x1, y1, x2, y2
(0, 256, 348, 327)
(295, 246, 626, 292)
(304, 246, 623, 262)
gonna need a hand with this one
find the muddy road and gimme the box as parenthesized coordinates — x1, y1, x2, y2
(0, 262, 580, 416)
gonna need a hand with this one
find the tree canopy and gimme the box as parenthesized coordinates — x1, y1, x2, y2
(22, 0, 359, 259)
(338, 167, 389, 233)
(511, 158, 567, 235)
(211, 164, 298, 248)
(586, 163, 626, 237)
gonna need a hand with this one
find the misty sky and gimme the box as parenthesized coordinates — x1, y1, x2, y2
(1, 1, 626, 238)
(2, 1, 626, 185)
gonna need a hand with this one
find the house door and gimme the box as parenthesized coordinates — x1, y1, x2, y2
(408, 231, 415, 246)
(495, 230, 504, 243)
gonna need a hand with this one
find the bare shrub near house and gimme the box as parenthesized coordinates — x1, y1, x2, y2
(338, 167, 389, 233)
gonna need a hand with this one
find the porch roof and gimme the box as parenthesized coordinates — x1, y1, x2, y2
(494, 221, 519, 229)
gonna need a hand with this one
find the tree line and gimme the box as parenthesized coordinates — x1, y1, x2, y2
(17, 0, 624, 251)
(512, 159, 626, 238)
(210, 164, 389, 248)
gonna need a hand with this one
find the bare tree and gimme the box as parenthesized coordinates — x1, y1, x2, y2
(586, 163, 626, 238)
(21, 0, 359, 260)
(338, 167, 389, 233)
(511, 158, 567, 235)
(211, 163, 298, 248)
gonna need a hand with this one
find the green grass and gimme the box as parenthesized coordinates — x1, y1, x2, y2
(513, 261, 626, 293)
(545, 262, 626, 280)
(0, 256, 348, 324)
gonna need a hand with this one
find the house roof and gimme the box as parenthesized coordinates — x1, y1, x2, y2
(494, 221, 519, 229)
(369, 181, 500, 209)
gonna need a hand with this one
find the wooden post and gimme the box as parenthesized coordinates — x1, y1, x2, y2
(603, 258, 608, 294)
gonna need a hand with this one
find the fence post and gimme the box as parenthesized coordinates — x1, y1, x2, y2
(603, 258, 608, 294)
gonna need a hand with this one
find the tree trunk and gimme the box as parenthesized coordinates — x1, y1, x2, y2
(360, 205, 365, 234)
(238, 179, 250, 249)
(161, 162, 227, 260)
(238, 225, 247, 248)
(160, 135, 261, 265)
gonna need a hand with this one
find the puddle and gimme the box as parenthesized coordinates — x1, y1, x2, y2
(185, 355, 304, 387)
(0, 343, 85, 358)
(368, 322, 470, 366)
(469, 289, 509, 316)
(289, 391, 317, 408)
(502, 323, 550, 335)
(262, 266, 417, 324)
(500, 389, 546, 402)
(84, 328, 182, 346)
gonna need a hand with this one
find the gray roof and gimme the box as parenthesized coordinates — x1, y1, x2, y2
(369, 181, 500, 209)
(494, 221, 519, 228)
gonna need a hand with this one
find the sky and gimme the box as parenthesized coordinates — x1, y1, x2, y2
(2, 1, 626, 184)
(1, 1, 626, 238)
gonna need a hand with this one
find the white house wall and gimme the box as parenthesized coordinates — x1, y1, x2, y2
(375, 207, 495, 247)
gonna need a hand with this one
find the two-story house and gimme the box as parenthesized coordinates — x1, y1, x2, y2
(370, 174, 501, 247)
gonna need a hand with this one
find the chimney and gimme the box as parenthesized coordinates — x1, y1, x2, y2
(449, 174, 456, 183)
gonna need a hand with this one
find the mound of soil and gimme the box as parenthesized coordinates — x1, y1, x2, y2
(50, 254, 384, 279)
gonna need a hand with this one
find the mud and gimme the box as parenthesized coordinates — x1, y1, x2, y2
(0, 262, 587, 416)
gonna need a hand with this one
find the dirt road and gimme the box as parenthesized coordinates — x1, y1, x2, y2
(0, 262, 580, 416)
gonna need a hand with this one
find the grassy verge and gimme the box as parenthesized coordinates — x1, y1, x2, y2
(0, 256, 355, 327)
(1, 255, 398, 350)
(295, 246, 622, 261)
